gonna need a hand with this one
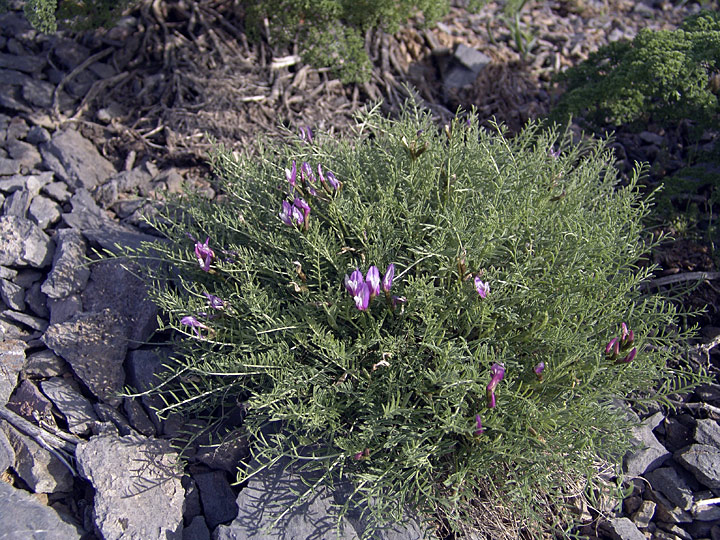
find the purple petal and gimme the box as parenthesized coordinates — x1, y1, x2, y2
(285, 161, 297, 186)
(605, 337, 619, 355)
(294, 197, 310, 220)
(353, 282, 370, 311)
(280, 200, 293, 225)
(534, 362, 545, 376)
(618, 347, 637, 364)
(204, 293, 225, 310)
(474, 276, 489, 298)
(475, 414, 484, 435)
(366, 266, 381, 296)
(382, 264, 395, 293)
(325, 170, 340, 191)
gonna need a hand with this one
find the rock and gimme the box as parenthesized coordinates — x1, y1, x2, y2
(23, 349, 66, 378)
(40, 129, 116, 190)
(662, 416, 694, 453)
(692, 497, 720, 521)
(3, 309, 49, 332)
(22, 77, 55, 108)
(93, 403, 133, 436)
(0, 156, 21, 175)
(631, 500, 655, 529)
(40, 377, 97, 435)
(42, 309, 127, 405)
(43, 181, 72, 203)
(644, 467, 694, 510)
(75, 433, 185, 540)
(182, 476, 203, 522)
(47, 294, 82, 325)
(0, 52, 44, 73)
(0, 480, 83, 539)
(25, 281, 49, 318)
(599, 517, 646, 540)
(14, 269, 44, 288)
(62, 188, 160, 252)
(675, 444, 720, 489)
(0, 338, 26, 405)
(694, 418, 720, 447)
(183, 516, 211, 540)
(646, 488, 693, 524)
(196, 429, 248, 474)
(6, 379, 57, 428)
(193, 470, 239, 529)
(7, 138, 42, 169)
(0, 425, 15, 472)
(26, 125, 51, 145)
(81, 260, 158, 349)
(0, 277, 26, 310)
(3, 188, 30, 216)
(454, 43, 491, 73)
(41, 229, 90, 299)
(123, 398, 156, 437)
(0, 422, 74, 493)
(656, 522, 693, 540)
(29, 194, 62, 229)
(52, 39, 90, 70)
(0, 215, 55, 267)
(624, 411, 670, 476)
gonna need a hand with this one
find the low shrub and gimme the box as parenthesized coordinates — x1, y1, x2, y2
(552, 10, 720, 134)
(129, 103, 705, 537)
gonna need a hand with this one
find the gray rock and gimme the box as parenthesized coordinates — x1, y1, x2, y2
(0, 423, 14, 472)
(184, 516, 211, 540)
(40, 129, 116, 190)
(695, 418, 720, 447)
(82, 259, 158, 349)
(624, 411, 670, 476)
(2, 309, 48, 332)
(0, 172, 51, 196)
(43, 181, 72, 203)
(29, 195, 62, 229)
(454, 43, 491, 73)
(644, 467, 693, 511)
(23, 349, 66, 378)
(0, 156, 21, 175)
(0, 479, 83, 539)
(6, 379, 57, 428)
(93, 403, 133, 436)
(25, 281, 49, 318)
(0, 312, 38, 340)
(41, 229, 90, 299)
(675, 444, 720, 488)
(599, 517, 646, 540)
(123, 398, 156, 437)
(7, 138, 42, 169)
(656, 522, 692, 540)
(1, 422, 74, 493)
(3, 188, 30, 216)
(6, 117, 29, 141)
(0, 265, 17, 279)
(47, 294, 82, 325)
(0, 277, 26, 310)
(194, 470, 239, 529)
(76, 433, 185, 540)
(182, 476, 203, 522)
(196, 429, 248, 474)
(0, 338, 25, 405)
(0, 215, 55, 267)
(631, 499, 655, 529)
(0, 52, 44, 73)
(692, 492, 720, 521)
(26, 125, 52, 145)
(63, 188, 160, 252)
(14, 269, 44, 289)
(22, 77, 55, 108)
(646, 488, 693, 524)
(42, 309, 127, 405)
(52, 39, 90, 70)
(41, 377, 97, 435)
(0, 67, 33, 85)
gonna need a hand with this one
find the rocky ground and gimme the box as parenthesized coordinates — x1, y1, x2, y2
(0, 0, 719, 539)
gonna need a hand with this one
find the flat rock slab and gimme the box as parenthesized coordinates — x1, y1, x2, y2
(40, 377, 97, 435)
(624, 411, 670, 476)
(0, 479, 83, 539)
(0, 215, 55, 268)
(41, 229, 90, 299)
(675, 444, 720, 489)
(40, 128, 115, 190)
(217, 458, 427, 540)
(0, 338, 25, 405)
(42, 309, 127, 405)
(76, 433, 184, 540)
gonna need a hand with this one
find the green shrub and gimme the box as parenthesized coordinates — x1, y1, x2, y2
(552, 10, 720, 132)
(17, 0, 136, 33)
(243, 0, 449, 83)
(128, 103, 705, 537)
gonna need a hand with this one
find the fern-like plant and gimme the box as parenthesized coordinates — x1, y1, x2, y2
(127, 103, 706, 538)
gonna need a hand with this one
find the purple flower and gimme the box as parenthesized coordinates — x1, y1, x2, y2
(181, 315, 208, 338)
(474, 276, 489, 299)
(534, 362, 545, 380)
(605, 337, 619, 355)
(366, 266, 381, 297)
(344, 269, 364, 295)
(474, 414, 485, 435)
(204, 293, 225, 310)
(279, 200, 298, 226)
(299, 126, 313, 143)
(353, 282, 371, 311)
(549, 148, 561, 159)
(294, 197, 311, 221)
(620, 323, 635, 350)
(617, 347, 637, 364)
(325, 170, 340, 192)
(486, 363, 505, 409)
(300, 162, 317, 195)
(391, 295, 406, 310)
(194, 237, 215, 272)
(382, 264, 395, 293)
(285, 161, 297, 189)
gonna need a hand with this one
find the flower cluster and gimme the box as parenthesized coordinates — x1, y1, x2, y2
(180, 292, 228, 339)
(279, 160, 341, 231)
(344, 264, 401, 311)
(605, 322, 637, 363)
(279, 198, 310, 229)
